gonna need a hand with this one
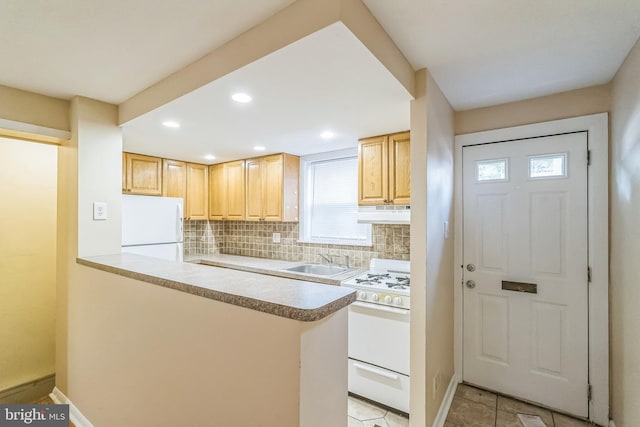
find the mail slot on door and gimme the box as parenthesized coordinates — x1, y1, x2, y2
(502, 280, 537, 294)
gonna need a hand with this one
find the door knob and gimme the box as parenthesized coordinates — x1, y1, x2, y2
(465, 280, 476, 289)
(466, 264, 476, 272)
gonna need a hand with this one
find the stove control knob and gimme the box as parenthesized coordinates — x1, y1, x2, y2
(371, 294, 380, 302)
(394, 297, 403, 306)
(384, 295, 393, 304)
(358, 291, 367, 300)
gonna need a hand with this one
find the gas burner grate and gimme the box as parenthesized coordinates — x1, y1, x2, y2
(394, 276, 410, 285)
(355, 278, 380, 285)
(367, 273, 391, 280)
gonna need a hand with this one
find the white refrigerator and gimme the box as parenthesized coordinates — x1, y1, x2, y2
(121, 194, 184, 262)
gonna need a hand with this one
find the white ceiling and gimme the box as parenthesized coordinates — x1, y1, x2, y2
(2, 0, 640, 161)
(122, 23, 411, 163)
(0, 0, 295, 103)
(364, 0, 640, 110)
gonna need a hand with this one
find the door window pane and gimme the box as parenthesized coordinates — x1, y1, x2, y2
(529, 154, 567, 179)
(477, 159, 508, 182)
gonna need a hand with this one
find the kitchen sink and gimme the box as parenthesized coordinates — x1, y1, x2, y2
(285, 263, 349, 276)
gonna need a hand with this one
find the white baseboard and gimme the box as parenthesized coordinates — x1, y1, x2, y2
(432, 375, 459, 427)
(50, 387, 94, 427)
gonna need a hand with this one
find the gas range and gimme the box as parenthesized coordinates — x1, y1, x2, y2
(342, 258, 410, 309)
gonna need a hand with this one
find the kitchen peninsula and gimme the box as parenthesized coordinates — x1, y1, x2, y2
(75, 253, 355, 427)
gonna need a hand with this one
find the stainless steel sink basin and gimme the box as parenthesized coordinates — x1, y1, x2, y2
(285, 263, 348, 276)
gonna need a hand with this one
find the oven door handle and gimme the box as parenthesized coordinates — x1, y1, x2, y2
(353, 362, 399, 380)
(351, 301, 409, 315)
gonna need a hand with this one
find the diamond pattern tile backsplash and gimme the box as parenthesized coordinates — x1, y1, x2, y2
(184, 220, 409, 268)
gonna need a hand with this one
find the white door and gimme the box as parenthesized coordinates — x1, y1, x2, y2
(462, 132, 589, 417)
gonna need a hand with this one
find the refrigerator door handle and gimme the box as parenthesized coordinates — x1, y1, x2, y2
(176, 203, 184, 243)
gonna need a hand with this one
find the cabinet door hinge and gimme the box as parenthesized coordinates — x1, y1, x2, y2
(588, 266, 592, 283)
(588, 384, 592, 400)
(587, 150, 592, 166)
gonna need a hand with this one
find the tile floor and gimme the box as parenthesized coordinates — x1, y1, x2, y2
(445, 384, 596, 427)
(348, 395, 410, 427)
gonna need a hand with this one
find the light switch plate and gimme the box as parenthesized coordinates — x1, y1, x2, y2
(93, 202, 108, 220)
(272, 232, 281, 243)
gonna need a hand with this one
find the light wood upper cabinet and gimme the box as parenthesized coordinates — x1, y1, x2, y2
(358, 131, 410, 205)
(226, 160, 246, 220)
(209, 160, 245, 221)
(122, 152, 163, 196)
(388, 131, 411, 205)
(162, 159, 187, 199)
(185, 163, 208, 220)
(245, 153, 299, 222)
(358, 135, 388, 205)
(208, 163, 225, 220)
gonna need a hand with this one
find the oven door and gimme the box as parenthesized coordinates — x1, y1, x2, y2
(348, 301, 410, 375)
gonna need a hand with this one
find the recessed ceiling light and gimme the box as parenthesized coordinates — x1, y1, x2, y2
(204, 154, 216, 161)
(253, 146, 266, 151)
(162, 120, 180, 128)
(232, 93, 252, 103)
(320, 130, 335, 139)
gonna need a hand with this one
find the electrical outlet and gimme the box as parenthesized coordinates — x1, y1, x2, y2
(93, 202, 108, 220)
(272, 232, 281, 243)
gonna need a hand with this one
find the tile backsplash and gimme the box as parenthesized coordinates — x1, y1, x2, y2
(184, 220, 409, 268)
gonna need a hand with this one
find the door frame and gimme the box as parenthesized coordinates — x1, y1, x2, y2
(453, 113, 609, 425)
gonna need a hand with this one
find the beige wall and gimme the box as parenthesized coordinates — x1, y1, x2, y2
(56, 97, 122, 396)
(610, 37, 640, 427)
(64, 265, 307, 426)
(455, 84, 611, 135)
(410, 69, 455, 427)
(424, 71, 455, 424)
(0, 85, 70, 131)
(74, 97, 122, 257)
(0, 137, 57, 391)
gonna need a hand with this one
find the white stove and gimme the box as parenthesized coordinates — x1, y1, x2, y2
(342, 258, 410, 309)
(342, 258, 411, 414)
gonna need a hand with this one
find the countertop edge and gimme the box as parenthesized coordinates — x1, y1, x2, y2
(76, 256, 356, 322)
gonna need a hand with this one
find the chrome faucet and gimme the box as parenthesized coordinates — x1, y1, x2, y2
(318, 253, 334, 264)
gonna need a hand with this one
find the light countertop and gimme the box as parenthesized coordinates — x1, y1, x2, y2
(77, 253, 357, 322)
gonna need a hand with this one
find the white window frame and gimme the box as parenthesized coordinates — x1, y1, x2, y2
(299, 148, 372, 246)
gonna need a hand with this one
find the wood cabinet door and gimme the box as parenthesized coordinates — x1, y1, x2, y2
(186, 163, 208, 220)
(163, 159, 187, 199)
(225, 160, 245, 220)
(208, 163, 225, 220)
(125, 153, 162, 195)
(262, 154, 284, 221)
(245, 158, 263, 221)
(358, 135, 388, 205)
(388, 131, 411, 204)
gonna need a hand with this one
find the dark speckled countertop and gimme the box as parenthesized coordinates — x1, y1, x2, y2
(77, 253, 357, 322)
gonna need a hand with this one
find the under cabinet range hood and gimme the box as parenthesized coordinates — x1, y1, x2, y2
(356, 206, 410, 224)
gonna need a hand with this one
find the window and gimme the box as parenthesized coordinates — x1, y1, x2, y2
(476, 158, 508, 182)
(300, 150, 371, 246)
(529, 153, 567, 179)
